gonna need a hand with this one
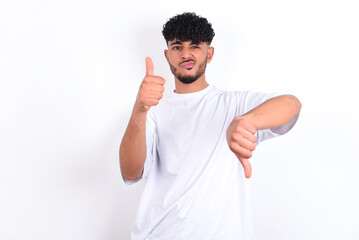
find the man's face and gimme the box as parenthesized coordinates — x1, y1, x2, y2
(164, 40, 214, 84)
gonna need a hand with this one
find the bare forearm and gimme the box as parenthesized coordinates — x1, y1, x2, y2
(119, 107, 148, 181)
(120, 58, 165, 181)
(240, 95, 301, 130)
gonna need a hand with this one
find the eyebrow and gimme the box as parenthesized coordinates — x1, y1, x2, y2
(170, 40, 183, 46)
(169, 40, 200, 46)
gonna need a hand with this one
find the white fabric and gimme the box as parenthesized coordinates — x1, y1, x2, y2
(123, 85, 298, 240)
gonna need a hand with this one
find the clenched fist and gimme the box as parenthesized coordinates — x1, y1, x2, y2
(135, 57, 166, 112)
(226, 117, 258, 178)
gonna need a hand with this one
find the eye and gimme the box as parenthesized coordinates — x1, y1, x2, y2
(173, 46, 181, 50)
(192, 45, 199, 49)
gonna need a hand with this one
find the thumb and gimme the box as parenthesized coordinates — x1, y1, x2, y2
(237, 156, 252, 178)
(145, 57, 154, 76)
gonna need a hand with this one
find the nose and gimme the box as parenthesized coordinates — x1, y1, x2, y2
(180, 47, 192, 60)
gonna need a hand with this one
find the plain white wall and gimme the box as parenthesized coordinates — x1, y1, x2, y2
(1, 0, 358, 239)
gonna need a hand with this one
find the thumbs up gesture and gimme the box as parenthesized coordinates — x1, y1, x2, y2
(135, 57, 166, 112)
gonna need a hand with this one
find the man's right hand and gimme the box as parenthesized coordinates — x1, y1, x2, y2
(135, 57, 166, 112)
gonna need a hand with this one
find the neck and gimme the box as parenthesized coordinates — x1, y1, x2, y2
(174, 74, 209, 94)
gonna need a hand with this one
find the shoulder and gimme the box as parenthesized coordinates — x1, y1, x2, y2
(223, 88, 282, 102)
(211, 86, 252, 101)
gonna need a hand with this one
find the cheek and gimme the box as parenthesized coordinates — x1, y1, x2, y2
(167, 53, 178, 63)
(198, 51, 208, 61)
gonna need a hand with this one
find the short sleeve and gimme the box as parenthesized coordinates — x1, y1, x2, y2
(235, 91, 299, 144)
(122, 110, 157, 185)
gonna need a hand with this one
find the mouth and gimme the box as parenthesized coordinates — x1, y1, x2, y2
(180, 60, 195, 70)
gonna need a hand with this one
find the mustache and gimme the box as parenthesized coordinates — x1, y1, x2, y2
(180, 59, 195, 65)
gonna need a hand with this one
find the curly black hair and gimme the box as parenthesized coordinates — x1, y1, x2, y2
(162, 12, 215, 45)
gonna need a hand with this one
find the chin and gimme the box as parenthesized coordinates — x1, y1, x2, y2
(177, 74, 200, 84)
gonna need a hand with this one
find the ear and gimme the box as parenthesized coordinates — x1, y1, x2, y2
(164, 49, 169, 63)
(206, 46, 214, 63)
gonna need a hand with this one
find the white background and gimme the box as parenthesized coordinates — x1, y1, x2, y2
(1, 0, 358, 239)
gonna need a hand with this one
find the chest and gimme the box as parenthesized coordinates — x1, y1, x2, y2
(153, 96, 237, 164)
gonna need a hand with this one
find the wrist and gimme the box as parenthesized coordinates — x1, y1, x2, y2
(132, 103, 149, 119)
(133, 100, 150, 113)
(236, 114, 258, 130)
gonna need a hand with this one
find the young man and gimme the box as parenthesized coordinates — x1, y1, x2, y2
(120, 12, 301, 240)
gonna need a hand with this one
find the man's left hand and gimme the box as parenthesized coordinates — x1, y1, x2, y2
(226, 117, 258, 178)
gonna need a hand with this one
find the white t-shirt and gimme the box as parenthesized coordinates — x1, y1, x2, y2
(123, 85, 298, 240)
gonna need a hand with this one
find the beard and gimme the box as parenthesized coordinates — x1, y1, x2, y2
(169, 57, 207, 84)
